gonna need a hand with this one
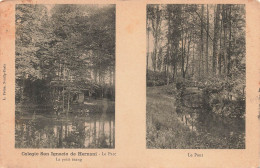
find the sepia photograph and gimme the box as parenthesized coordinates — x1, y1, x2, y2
(15, 4, 115, 148)
(0, 0, 259, 167)
(146, 4, 246, 149)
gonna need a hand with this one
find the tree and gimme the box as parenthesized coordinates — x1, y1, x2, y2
(148, 5, 163, 74)
(206, 5, 209, 74)
(16, 4, 116, 106)
(147, 4, 245, 89)
(212, 5, 219, 75)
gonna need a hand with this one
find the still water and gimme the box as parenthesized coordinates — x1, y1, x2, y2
(15, 100, 115, 148)
(175, 90, 245, 148)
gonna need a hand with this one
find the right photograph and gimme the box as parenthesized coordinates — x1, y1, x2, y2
(146, 4, 245, 149)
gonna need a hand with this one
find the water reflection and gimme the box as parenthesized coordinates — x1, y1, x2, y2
(176, 92, 201, 132)
(15, 101, 115, 148)
(175, 91, 245, 148)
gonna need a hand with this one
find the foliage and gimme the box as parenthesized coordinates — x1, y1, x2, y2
(147, 4, 245, 86)
(146, 86, 245, 149)
(147, 5, 245, 148)
(15, 4, 115, 105)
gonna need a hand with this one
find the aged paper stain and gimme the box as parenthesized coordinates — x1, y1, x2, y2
(126, 20, 140, 34)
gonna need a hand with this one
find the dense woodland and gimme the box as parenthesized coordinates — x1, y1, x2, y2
(147, 4, 245, 90)
(146, 4, 245, 149)
(15, 5, 115, 112)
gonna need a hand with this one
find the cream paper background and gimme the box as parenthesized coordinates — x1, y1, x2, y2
(0, 0, 259, 167)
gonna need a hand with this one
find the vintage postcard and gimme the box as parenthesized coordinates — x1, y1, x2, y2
(0, 0, 259, 167)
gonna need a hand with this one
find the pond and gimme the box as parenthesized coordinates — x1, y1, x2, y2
(175, 88, 245, 148)
(15, 99, 115, 148)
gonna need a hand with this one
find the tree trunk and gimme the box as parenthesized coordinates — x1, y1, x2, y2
(219, 5, 223, 75)
(67, 69, 70, 116)
(192, 42, 195, 76)
(62, 63, 65, 113)
(200, 5, 204, 77)
(21, 75, 26, 102)
(227, 5, 232, 76)
(206, 5, 209, 74)
(181, 28, 186, 78)
(184, 33, 192, 78)
(213, 5, 220, 75)
(166, 9, 171, 85)
(223, 5, 227, 74)
(147, 20, 150, 80)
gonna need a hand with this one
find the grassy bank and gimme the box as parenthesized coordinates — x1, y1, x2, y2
(146, 85, 197, 149)
(146, 85, 245, 149)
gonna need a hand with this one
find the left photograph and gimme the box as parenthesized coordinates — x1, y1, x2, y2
(15, 4, 115, 148)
